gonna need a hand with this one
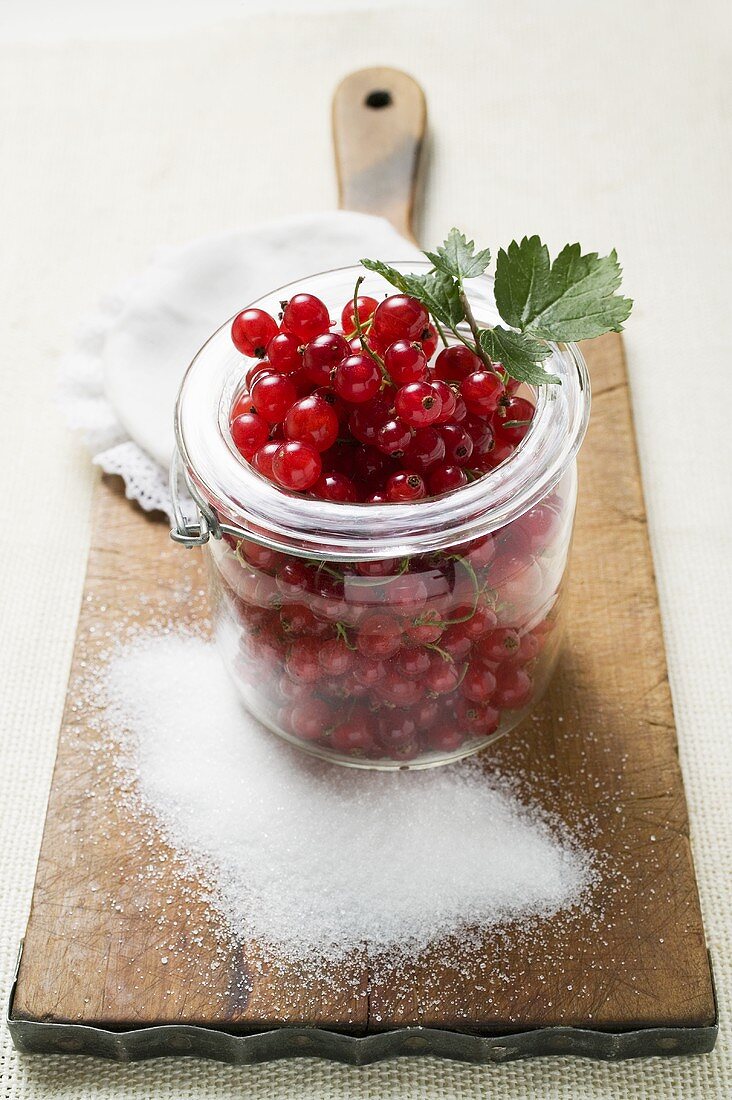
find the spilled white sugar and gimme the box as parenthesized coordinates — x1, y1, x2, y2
(103, 632, 594, 962)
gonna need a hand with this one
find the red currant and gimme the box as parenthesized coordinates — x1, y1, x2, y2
(252, 441, 280, 479)
(231, 308, 278, 358)
(341, 295, 378, 335)
(282, 293, 331, 342)
(271, 440, 322, 491)
(250, 372, 296, 424)
(461, 371, 505, 416)
(330, 713, 375, 754)
(386, 471, 426, 502)
(348, 394, 391, 445)
(313, 471, 358, 502)
(427, 464, 468, 495)
(395, 381, 442, 428)
(372, 295, 429, 344)
(475, 628, 521, 664)
(356, 611, 402, 660)
(333, 353, 382, 404)
(267, 331, 303, 374)
(493, 665, 533, 709)
(421, 324, 438, 360)
(425, 657, 461, 695)
(302, 332, 349, 386)
(396, 646, 432, 679)
(377, 417, 412, 457)
(495, 395, 535, 444)
(427, 726, 465, 753)
(285, 395, 339, 452)
(384, 340, 428, 385)
(403, 426, 445, 471)
(231, 390, 255, 419)
(434, 345, 483, 382)
(231, 412, 268, 459)
(462, 664, 497, 704)
(430, 379, 457, 423)
(439, 423, 474, 465)
(290, 697, 332, 739)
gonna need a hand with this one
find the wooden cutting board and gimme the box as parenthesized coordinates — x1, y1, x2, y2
(9, 69, 716, 1064)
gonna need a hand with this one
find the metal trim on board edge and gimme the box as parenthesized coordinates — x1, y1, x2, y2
(6, 942, 718, 1065)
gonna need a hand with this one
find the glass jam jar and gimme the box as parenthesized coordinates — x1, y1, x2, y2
(172, 264, 590, 769)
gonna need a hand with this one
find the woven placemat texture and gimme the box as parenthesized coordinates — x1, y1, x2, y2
(1, 1, 730, 1095)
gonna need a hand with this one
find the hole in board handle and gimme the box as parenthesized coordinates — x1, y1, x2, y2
(365, 89, 392, 109)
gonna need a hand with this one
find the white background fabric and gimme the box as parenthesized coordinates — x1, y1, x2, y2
(1, 1, 731, 1096)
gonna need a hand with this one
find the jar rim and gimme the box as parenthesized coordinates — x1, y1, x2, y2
(175, 262, 590, 561)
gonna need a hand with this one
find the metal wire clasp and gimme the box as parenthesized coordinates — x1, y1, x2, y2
(169, 449, 223, 548)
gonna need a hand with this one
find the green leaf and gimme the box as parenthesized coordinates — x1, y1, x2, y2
(479, 326, 561, 385)
(423, 228, 491, 281)
(494, 236, 633, 341)
(360, 259, 464, 329)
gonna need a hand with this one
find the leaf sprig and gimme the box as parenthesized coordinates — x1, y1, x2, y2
(362, 228, 632, 386)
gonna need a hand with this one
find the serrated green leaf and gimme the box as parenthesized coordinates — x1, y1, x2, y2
(423, 228, 491, 281)
(479, 327, 560, 385)
(360, 259, 464, 330)
(495, 236, 633, 341)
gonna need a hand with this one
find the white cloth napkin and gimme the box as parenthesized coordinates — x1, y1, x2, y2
(59, 211, 422, 516)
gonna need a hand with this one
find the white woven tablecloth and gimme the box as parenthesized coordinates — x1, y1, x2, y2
(1, 1, 731, 1096)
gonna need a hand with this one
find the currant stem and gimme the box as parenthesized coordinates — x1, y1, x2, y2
(458, 284, 495, 372)
(352, 276, 386, 373)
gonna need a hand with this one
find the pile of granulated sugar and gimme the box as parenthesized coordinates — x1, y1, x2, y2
(102, 632, 594, 963)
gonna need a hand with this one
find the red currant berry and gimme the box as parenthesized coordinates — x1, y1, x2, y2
(352, 445, 397, 490)
(425, 656, 461, 695)
(376, 713, 417, 750)
(439, 423, 474, 465)
(330, 713, 375, 754)
(414, 696, 440, 728)
(495, 395, 535, 444)
(267, 331, 303, 374)
(285, 638, 322, 683)
(372, 295, 429, 344)
(252, 441, 280, 479)
(427, 726, 465, 753)
(440, 623, 473, 661)
(282, 293, 331, 342)
(231, 412, 268, 459)
(395, 381, 442, 428)
(403, 426, 446, 471)
(276, 559, 310, 598)
(421, 324, 438, 360)
(434, 345, 483, 382)
(475, 628, 521, 664)
(317, 637, 355, 676)
(404, 609, 443, 645)
(245, 360, 274, 390)
(341, 295, 378, 335)
(285, 395, 339, 452)
(250, 372, 296, 424)
(348, 394, 392, 445)
(302, 332, 350, 386)
(462, 604, 498, 640)
(356, 611, 402, 660)
(313, 471, 358, 502)
(462, 664, 497, 704)
(231, 390, 255, 419)
(430, 380, 458, 423)
(396, 646, 432, 679)
(457, 698, 500, 736)
(461, 371, 505, 416)
(377, 417, 412, 456)
(231, 308, 278, 358)
(271, 440, 322, 491)
(289, 697, 332, 740)
(333, 353, 382, 404)
(428, 464, 468, 495)
(384, 340, 428, 385)
(386, 471, 426, 502)
(493, 665, 533, 709)
(378, 672, 422, 708)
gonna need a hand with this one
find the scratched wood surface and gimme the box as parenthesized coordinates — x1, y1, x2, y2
(13, 68, 714, 1038)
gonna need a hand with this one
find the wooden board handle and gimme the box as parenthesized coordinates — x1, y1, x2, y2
(332, 67, 426, 244)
